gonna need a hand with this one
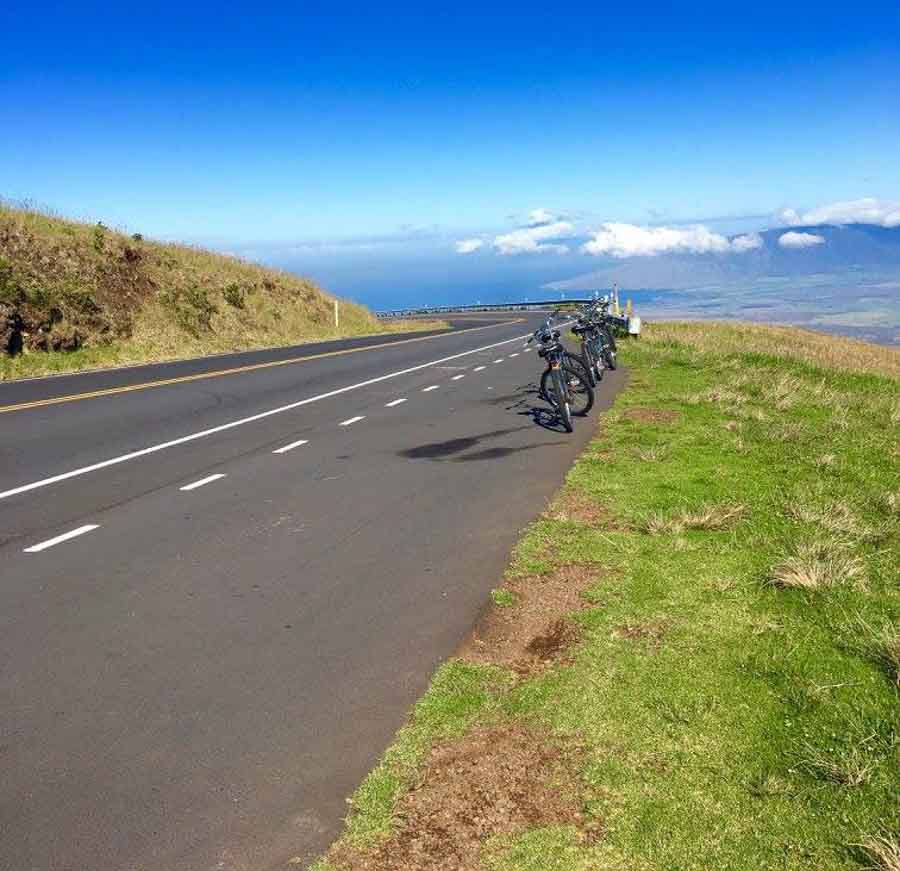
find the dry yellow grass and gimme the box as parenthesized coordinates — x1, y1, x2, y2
(768, 541, 866, 591)
(644, 320, 900, 378)
(643, 502, 746, 535)
(858, 835, 900, 871)
(783, 496, 876, 544)
(1, 203, 444, 378)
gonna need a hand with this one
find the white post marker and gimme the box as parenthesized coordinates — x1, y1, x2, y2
(334, 300, 339, 329)
(24, 524, 99, 553)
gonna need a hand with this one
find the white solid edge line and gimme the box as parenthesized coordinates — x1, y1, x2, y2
(339, 415, 365, 426)
(422, 385, 440, 392)
(180, 473, 226, 491)
(272, 438, 309, 454)
(451, 374, 465, 380)
(385, 398, 407, 407)
(473, 365, 486, 372)
(0, 327, 549, 502)
(24, 524, 100, 553)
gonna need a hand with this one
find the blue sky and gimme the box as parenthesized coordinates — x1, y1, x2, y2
(3, 1, 900, 305)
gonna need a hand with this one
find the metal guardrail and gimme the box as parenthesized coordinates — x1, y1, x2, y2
(375, 299, 639, 335)
(374, 299, 593, 318)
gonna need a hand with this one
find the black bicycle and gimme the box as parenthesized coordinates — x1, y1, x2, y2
(572, 298, 617, 380)
(529, 321, 594, 432)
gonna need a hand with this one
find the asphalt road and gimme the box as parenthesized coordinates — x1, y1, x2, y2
(0, 314, 625, 871)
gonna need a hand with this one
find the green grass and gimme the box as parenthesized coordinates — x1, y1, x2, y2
(316, 322, 899, 870)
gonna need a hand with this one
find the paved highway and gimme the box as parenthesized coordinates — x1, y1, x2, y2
(0, 314, 625, 870)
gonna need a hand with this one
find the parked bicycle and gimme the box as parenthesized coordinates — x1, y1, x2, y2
(529, 317, 594, 432)
(571, 296, 617, 382)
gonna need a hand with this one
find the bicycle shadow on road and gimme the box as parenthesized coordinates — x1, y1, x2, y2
(496, 382, 570, 433)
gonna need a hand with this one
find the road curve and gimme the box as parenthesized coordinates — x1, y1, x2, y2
(0, 313, 625, 870)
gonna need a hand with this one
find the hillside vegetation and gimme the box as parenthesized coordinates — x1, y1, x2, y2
(0, 204, 427, 380)
(315, 322, 899, 871)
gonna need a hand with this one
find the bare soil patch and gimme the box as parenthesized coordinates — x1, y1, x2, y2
(623, 407, 681, 424)
(328, 724, 596, 871)
(460, 565, 598, 676)
(545, 487, 622, 527)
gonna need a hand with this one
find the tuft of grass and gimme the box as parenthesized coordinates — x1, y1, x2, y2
(491, 588, 517, 607)
(796, 741, 876, 788)
(642, 502, 746, 535)
(857, 834, 900, 871)
(845, 616, 900, 687)
(768, 541, 866, 591)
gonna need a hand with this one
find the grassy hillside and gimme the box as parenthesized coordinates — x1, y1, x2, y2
(0, 204, 431, 380)
(314, 322, 899, 871)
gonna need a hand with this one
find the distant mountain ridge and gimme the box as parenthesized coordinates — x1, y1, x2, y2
(548, 224, 900, 292)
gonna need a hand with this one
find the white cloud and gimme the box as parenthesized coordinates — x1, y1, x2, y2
(527, 208, 558, 226)
(493, 220, 575, 255)
(778, 198, 900, 228)
(455, 238, 484, 254)
(730, 232, 763, 252)
(778, 231, 825, 249)
(581, 222, 758, 258)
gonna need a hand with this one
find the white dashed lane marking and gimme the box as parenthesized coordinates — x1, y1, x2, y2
(422, 385, 440, 392)
(272, 439, 309, 454)
(492, 358, 504, 363)
(451, 375, 465, 381)
(24, 524, 100, 554)
(473, 366, 486, 372)
(0, 329, 535, 504)
(339, 416, 366, 426)
(508, 353, 519, 357)
(385, 398, 407, 407)
(180, 474, 226, 491)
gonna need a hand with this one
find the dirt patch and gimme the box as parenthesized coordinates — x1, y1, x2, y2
(328, 724, 597, 871)
(545, 487, 624, 527)
(525, 618, 580, 660)
(623, 407, 681, 424)
(460, 565, 597, 676)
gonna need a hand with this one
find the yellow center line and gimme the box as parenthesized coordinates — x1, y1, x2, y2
(0, 319, 523, 415)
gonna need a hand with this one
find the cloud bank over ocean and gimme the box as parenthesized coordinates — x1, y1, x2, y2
(453, 197, 900, 261)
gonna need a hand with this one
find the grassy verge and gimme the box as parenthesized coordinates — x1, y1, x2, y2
(0, 314, 444, 381)
(314, 322, 899, 871)
(1, 203, 443, 380)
